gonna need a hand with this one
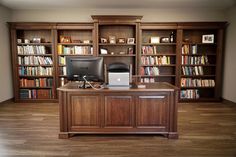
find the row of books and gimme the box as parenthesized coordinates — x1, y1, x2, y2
(140, 67, 160, 76)
(20, 89, 53, 99)
(58, 45, 93, 55)
(142, 46, 159, 54)
(17, 45, 49, 55)
(18, 56, 53, 65)
(141, 56, 171, 65)
(19, 67, 53, 76)
(181, 78, 215, 87)
(182, 44, 197, 54)
(182, 66, 204, 76)
(180, 89, 200, 99)
(181, 55, 209, 65)
(20, 78, 53, 87)
(60, 67, 67, 76)
(140, 78, 155, 83)
(59, 56, 66, 65)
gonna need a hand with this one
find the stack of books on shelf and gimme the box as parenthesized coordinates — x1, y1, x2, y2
(181, 78, 215, 87)
(182, 66, 204, 75)
(141, 56, 171, 65)
(180, 89, 200, 99)
(18, 67, 53, 76)
(60, 67, 67, 76)
(141, 46, 158, 54)
(140, 67, 160, 76)
(182, 44, 197, 54)
(20, 78, 53, 87)
(182, 56, 208, 65)
(19, 89, 53, 99)
(18, 56, 53, 65)
(58, 45, 93, 55)
(17, 45, 48, 55)
(59, 56, 66, 65)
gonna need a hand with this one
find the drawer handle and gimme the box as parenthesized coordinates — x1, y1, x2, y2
(139, 96, 165, 99)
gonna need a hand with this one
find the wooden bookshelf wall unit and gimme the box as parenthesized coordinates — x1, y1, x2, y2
(92, 15, 142, 76)
(55, 23, 95, 88)
(10, 23, 56, 102)
(9, 19, 227, 103)
(177, 23, 226, 102)
(138, 23, 178, 85)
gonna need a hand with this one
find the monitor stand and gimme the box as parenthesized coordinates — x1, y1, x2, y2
(78, 80, 91, 89)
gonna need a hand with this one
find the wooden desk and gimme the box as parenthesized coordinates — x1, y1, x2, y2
(58, 82, 179, 139)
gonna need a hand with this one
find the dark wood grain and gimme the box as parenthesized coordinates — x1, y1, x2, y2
(0, 100, 235, 156)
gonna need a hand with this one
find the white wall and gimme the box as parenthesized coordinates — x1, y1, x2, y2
(0, 5, 13, 103)
(223, 5, 236, 103)
(11, 8, 226, 22)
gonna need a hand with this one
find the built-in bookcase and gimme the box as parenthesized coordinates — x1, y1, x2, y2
(9, 20, 226, 103)
(10, 23, 56, 102)
(55, 23, 95, 88)
(178, 23, 225, 101)
(138, 23, 177, 85)
(92, 16, 142, 76)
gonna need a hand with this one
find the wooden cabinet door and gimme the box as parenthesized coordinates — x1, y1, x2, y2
(136, 94, 169, 130)
(68, 95, 101, 130)
(104, 96, 134, 128)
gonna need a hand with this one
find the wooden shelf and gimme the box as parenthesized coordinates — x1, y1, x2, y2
(99, 54, 136, 57)
(18, 64, 53, 67)
(180, 86, 215, 89)
(142, 43, 176, 46)
(141, 54, 176, 56)
(181, 75, 216, 78)
(99, 43, 136, 46)
(19, 75, 54, 78)
(141, 64, 176, 67)
(18, 54, 53, 56)
(182, 42, 217, 45)
(137, 75, 176, 77)
(181, 53, 216, 56)
(58, 43, 93, 46)
(58, 54, 93, 56)
(181, 64, 216, 66)
(17, 43, 52, 46)
(19, 87, 53, 89)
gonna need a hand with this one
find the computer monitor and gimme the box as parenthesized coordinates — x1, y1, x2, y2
(66, 56, 104, 88)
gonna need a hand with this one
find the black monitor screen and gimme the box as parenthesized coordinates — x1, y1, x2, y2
(66, 57, 104, 82)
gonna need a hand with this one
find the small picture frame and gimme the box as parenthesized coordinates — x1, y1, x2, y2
(118, 38, 126, 44)
(101, 38, 108, 43)
(202, 34, 214, 43)
(100, 48, 108, 55)
(128, 47, 134, 54)
(109, 36, 116, 44)
(60, 36, 71, 43)
(160, 37, 170, 43)
(83, 40, 91, 44)
(32, 38, 41, 43)
(150, 37, 160, 44)
(17, 39, 22, 44)
(127, 38, 135, 44)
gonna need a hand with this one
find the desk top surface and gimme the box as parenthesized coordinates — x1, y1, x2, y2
(57, 82, 178, 92)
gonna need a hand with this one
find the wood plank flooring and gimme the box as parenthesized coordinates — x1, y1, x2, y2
(0, 101, 236, 157)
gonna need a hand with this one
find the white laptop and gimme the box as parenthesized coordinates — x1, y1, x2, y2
(108, 72, 130, 88)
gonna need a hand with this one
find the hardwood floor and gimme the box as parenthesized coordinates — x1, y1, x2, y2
(0, 101, 235, 157)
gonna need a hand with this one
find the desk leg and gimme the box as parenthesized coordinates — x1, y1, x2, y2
(59, 132, 70, 139)
(168, 132, 178, 139)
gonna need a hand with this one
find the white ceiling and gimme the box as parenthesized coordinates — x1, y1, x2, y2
(0, 0, 235, 10)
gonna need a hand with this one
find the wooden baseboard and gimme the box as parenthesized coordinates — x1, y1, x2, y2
(0, 98, 14, 104)
(222, 99, 236, 105)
